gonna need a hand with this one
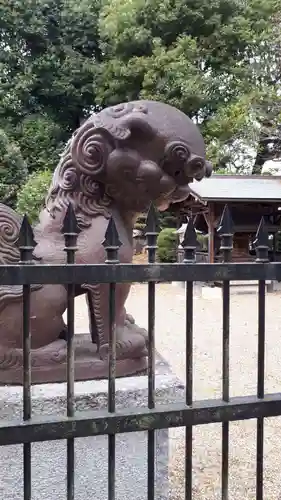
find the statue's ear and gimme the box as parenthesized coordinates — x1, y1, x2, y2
(70, 114, 132, 178)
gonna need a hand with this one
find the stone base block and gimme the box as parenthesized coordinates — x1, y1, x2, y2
(0, 356, 184, 500)
(0, 334, 147, 385)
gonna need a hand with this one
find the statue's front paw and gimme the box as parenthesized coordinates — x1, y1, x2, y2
(125, 313, 135, 325)
(99, 323, 148, 360)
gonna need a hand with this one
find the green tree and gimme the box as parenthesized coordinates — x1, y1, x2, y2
(134, 213, 147, 232)
(157, 228, 178, 263)
(16, 169, 53, 224)
(135, 208, 178, 233)
(0, 129, 28, 207)
(0, 0, 102, 174)
(1, 0, 280, 185)
(13, 114, 65, 173)
(98, 0, 281, 171)
(158, 210, 178, 229)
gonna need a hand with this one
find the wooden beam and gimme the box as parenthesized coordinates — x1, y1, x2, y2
(273, 233, 277, 262)
(205, 203, 215, 263)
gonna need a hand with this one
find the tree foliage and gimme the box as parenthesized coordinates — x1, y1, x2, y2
(98, 0, 281, 172)
(13, 114, 65, 173)
(0, 0, 101, 178)
(0, 0, 101, 123)
(135, 209, 178, 233)
(157, 228, 178, 263)
(0, 129, 28, 207)
(16, 169, 53, 223)
(0, 0, 280, 204)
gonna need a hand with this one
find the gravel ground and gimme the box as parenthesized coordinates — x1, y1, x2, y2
(74, 283, 281, 499)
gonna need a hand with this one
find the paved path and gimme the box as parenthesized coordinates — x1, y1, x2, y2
(128, 284, 281, 499)
(73, 283, 281, 499)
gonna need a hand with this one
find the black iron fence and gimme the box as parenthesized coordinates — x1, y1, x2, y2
(0, 203, 280, 500)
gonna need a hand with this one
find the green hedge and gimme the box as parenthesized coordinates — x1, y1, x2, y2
(16, 169, 53, 224)
(157, 228, 178, 263)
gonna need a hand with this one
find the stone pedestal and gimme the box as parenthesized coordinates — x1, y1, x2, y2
(0, 330, 148, 385)
(0, 356, 184, 500)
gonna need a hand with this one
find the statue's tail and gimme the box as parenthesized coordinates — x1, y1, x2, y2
(0, 203, 41, 313)
(0, 203, 22, 265)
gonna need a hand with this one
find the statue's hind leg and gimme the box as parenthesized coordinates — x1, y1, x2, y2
(83, 282, 148, 362)
(86, 290, 100, 347)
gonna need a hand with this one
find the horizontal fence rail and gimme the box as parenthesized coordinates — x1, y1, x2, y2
(1, 394, 281, 445)
(0, 202, 279, 500)
(1, 261, 281, 285)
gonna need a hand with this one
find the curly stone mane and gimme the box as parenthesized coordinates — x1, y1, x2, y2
(45, 103, 150, 228)
(45, 132, 112, 229)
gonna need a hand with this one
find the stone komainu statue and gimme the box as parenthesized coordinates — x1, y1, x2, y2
(0, 100, 211, 383)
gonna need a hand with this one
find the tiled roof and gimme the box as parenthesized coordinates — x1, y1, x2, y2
(189, 175, 281, 202)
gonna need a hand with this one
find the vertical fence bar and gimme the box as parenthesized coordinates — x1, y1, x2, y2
(185, 280, 193, 500)
(145, 205, 159, 500)
(108, 280, 116, 500)
(103, 217, 121, 500)
(218, 205, 233, 500)
(256, 279, 265, 500)
(254, 218, 268, 500)
(66, 276, 75, 500)
(63, 204, 80, 500)
(18, 215, 36, 500)
(147, 278, 155, 500)
(181, 216, 197, 500)
(221, 279, 230, 500)
(23, 282, 31, 500)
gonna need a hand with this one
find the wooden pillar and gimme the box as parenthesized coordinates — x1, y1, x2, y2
(272, 232, 277, 262)
(207, 203, 215, 263)
(176, 206, 183, 230)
